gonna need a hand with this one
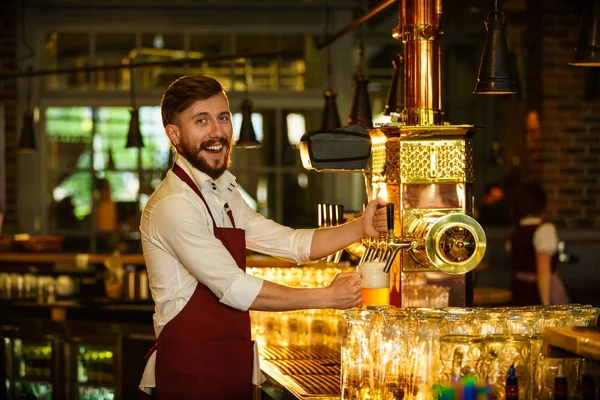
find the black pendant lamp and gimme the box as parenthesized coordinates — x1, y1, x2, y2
(321, 89, 342, 130)
(347, 30, 373, 129)
(348, 74, 373, 128)
(126, 67, 144, 148)
(473, 4, 518, 95)
(19, 112, 36, 153)
(126, 107, 144, 148)
(236, 58, 261, 148)
(106, 147, 115, 170)
(19, 71, 36, 153)
(320, 2, 341, 130)
(383, 54, 404, 117)
(236, 98, 261, 148)
(570, 1, 600, 66)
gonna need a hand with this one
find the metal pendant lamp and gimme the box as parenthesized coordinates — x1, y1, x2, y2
(321, 89, 342, 130)
(19, 71, 36, 153)
(473, 3, 518, 95)
(236, 98, 261, 148)
(236, 59, 261, 148)
(347, 32, 373, 129)
(126, 107, 144, 148)
(106, 147, 115, 170)
(19, 111, 36, 153)
(320, 1, 341, 130)
(383, 54, 404, 117)
(126, 67, 144, 148)
(570, 1, 600, 66)
(348, 74, 373, 128)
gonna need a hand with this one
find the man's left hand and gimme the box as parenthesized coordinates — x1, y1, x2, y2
(362, 197, 389, 238)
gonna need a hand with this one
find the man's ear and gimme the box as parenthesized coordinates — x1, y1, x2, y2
(165, 124, 180, 147)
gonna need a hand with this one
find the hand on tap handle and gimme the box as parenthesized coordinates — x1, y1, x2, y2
(362, 197, 389, 238)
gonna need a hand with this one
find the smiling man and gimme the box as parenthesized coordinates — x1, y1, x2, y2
(138, 75, 388, 400)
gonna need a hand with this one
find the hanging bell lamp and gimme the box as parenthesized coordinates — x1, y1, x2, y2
(126, 67, 144, 148)
(126, 107, 144, 148)
(348, 74, 373, 128)
(19, 70, 36, 153)
(570, 1, 600, 66)
(321, 89, 342, 130)
(383, 54, 404, 116)
(473, 10, 518, 94)
(236, 98, 261, 148)
(18, 112, 37, 153)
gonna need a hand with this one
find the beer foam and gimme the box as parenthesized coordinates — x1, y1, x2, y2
(357, 261, 389, 289)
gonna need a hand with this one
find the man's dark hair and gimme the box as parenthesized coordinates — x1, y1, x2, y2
(160, 75, 226, 127)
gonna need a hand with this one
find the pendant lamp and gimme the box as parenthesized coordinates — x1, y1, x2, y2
(321, 89, 342, 130)
(570, 1, 600, 66)
(236, 59, 261, 148)
(320, 1, 341, 130)
(106, 147, 115, 170)
(19, 71, 36, 153)
(348, 74, 373, 128)
(347, 29, 373, 129)
(383, 54, 404, 117)
(473, 3, 518, 95)
(19, 112, 36, 153)
(126, 107, 144, 148)
(236, 98, 261, 148)
(126, 67, 144, 148)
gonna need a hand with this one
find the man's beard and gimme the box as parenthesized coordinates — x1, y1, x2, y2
(178, 136, 232, 179)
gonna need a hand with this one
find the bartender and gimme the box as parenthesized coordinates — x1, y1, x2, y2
(139, 74, 388, 400)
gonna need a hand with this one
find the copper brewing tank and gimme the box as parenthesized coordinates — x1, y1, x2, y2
(365, 0, 485, 307)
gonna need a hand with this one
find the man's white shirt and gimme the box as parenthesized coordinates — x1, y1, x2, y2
(139, 154, 315, 392)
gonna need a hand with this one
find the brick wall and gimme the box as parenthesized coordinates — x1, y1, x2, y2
(530, 0, 600, 229)
(0, 1, 17, 233)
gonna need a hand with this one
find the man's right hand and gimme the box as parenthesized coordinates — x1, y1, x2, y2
(326, 272, 362, 309)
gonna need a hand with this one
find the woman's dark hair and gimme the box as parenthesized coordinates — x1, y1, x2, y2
(160, 75, 226, 127)
(512, 181, 547, 221)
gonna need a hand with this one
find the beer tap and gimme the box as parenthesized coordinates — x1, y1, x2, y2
(380, 203, 416, 273)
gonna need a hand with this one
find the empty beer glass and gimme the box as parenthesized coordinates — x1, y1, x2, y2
(479, 334, 531, 400)
(357, 261, 390, 306)
(439, 335, 484, 386)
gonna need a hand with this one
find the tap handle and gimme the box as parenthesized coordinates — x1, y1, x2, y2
(386, 203, 395, 233)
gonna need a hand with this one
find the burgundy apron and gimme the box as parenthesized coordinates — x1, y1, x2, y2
(146, 163, 254, 400)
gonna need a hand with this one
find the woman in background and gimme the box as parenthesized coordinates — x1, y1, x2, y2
(508, 182, 570, 306)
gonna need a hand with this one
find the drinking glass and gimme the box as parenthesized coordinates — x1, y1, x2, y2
(439, 335, 484, 386)
(341, 308, 379, 399)
(479, 334, 531, 400)
(357, 261, 390, 306)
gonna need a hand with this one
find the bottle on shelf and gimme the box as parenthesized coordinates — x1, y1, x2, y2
(505, 364, 518, 400)
(580, 360, 596, 400)
(554, 363, 568, 400)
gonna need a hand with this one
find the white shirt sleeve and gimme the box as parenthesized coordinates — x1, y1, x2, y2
(533, 222, 558, 255)
(236, 191, 315, 263)
(148, 194, 263, 311)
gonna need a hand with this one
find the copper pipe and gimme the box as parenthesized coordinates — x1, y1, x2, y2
(399, 0, 443, 125)
(316, 0, 397, 50)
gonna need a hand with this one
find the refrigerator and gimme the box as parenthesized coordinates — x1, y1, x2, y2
(1, 324, 59, 400)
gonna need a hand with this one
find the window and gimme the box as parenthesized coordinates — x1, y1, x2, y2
(41, 30, 330, 252)
(47, 106, 170, 252)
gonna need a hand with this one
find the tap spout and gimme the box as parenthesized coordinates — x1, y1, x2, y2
(383, 240, 416, 273)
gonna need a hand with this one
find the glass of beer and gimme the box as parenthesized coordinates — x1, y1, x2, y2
(356, 261, 389, 306)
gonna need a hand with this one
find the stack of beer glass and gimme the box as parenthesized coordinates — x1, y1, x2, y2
(340, 305, 600, 400)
